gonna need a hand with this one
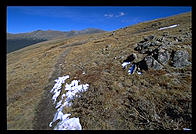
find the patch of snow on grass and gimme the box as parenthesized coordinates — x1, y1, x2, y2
(50, 75, 69, 104)
(54, 117, 82, 130)
(49, 75, 89, 130)
(158, 24, 178, 31)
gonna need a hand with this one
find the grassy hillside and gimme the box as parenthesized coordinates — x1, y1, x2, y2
(7, 12, 192, 130)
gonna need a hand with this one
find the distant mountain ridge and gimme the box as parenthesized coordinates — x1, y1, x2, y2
(7, 28, 105, 53)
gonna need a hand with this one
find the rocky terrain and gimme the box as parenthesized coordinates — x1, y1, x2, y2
(7, 12, 192, 130)
(7, 28, 105, 53)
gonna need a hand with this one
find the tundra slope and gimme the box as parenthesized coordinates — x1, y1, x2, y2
(7, 12, 192, 130)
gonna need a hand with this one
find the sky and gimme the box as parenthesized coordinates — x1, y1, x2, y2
(7, 6, 192, 33)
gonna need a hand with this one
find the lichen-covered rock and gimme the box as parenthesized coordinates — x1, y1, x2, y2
(172, 50, 191, 68)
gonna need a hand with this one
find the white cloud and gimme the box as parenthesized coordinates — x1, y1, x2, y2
(116, 12, 125, 17)
(104, 14, 114, 18)
(104, 12, 125, 18)
(120, 12, 125, 16)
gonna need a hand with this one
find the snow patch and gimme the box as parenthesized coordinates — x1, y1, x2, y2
(49, 75, 89, 130)
(54, 117, 82, 130)
(50, 75, 69, 104)
(158, 24, 178, 31)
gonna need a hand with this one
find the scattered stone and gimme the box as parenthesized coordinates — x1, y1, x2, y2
(140, 49, 148, 54)
(162, 40, 172, 46)
(148, 48, 154, 53)
(173, 36, 183, 42)
(150, 42, 157, 46)
(156, 37, 165, 42)
(134, 45, 142, 51)
(163, 32, 169, 37)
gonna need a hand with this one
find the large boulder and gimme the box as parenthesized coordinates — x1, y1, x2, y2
(172, 50, 191, 68)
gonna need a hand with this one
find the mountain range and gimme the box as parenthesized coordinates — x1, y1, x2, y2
(7, 28, 105, 53)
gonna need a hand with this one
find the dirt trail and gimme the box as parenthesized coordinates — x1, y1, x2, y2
(32, 40, 88, 130)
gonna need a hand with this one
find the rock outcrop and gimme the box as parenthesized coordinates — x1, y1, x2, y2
(131, 30, 191, 71)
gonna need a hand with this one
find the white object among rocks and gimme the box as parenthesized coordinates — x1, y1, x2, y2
(122, 62, 131, 69)
(137, 71, 142, 75)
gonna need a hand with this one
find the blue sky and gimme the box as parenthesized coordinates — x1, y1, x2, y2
(7, 6, 191, 33)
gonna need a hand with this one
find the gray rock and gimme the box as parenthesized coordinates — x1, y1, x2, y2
(144, 35, 154, 41)
(157, 50, 170, 64)
(172, 50, 191, 68)
(145, 56, 154, 68)
(156, 37, 165, 42)
(134, 45, 142, 51)
(173, 36, 183, 42)
(141, 42, 151, 49)
(150, 42, 157, 46)
(140, 48, 149, 54)
(162, 40, 172, 46)
(144, 56, 163, 70)
(152, 60, 163, 70)
(148, 48, 154, 53)
(163, 32, 169, 37)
